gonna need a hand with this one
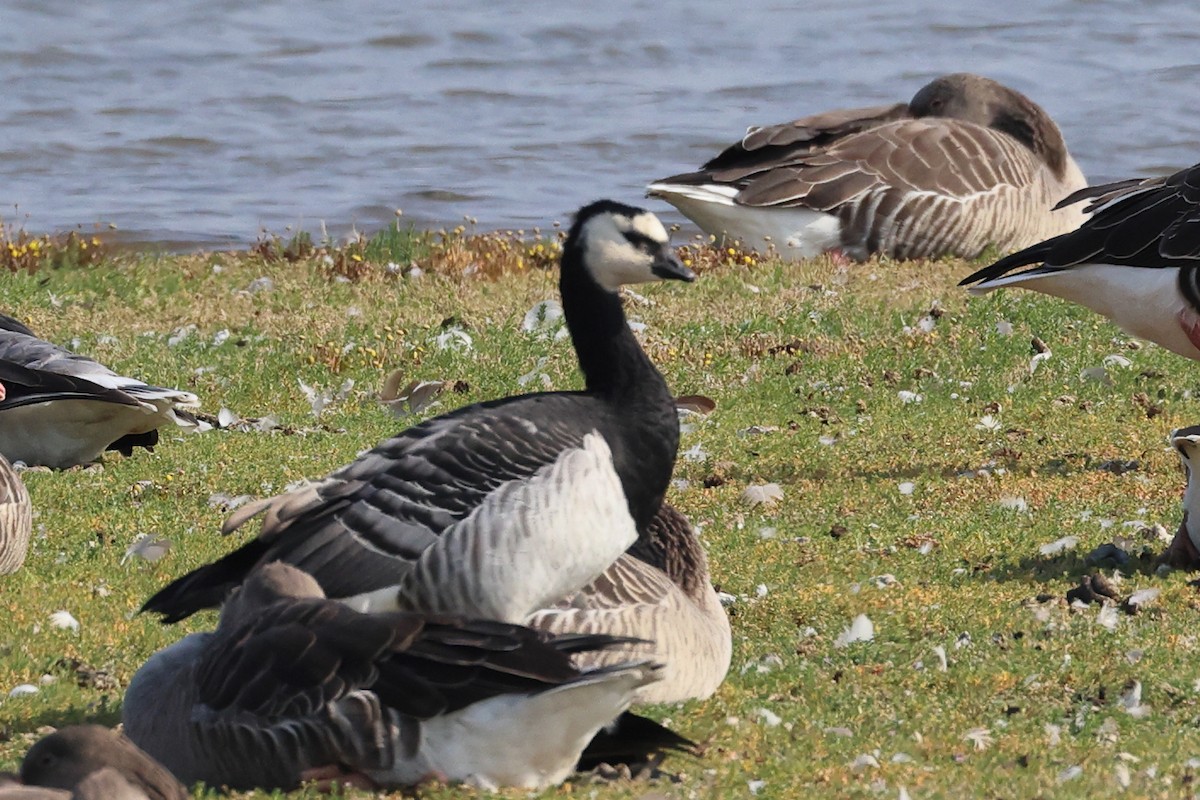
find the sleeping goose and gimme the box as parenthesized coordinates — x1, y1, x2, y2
(10, 725, 187, 800)
(140, 199, 695, 622)
(0, 770, 152, 799)
(124, 562, 669, 792)
(648, 73, 1087, 261)
(0, 382, 32, 572)
(960, 162, 1200, 359)
(1161, 425, 1200, 570)
(0, 314, 200, 468)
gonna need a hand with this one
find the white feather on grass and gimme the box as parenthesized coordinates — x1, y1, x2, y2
(1039, 535, 1079, 556)
(742, 483, 783, 507)
(835, 614, 874, 648)
(49, 610, 79, 632)
(299, 378, 354, 418)
(122, 533, 173, 565)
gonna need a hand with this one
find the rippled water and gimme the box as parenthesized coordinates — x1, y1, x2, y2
(1, 0, 1198, 247)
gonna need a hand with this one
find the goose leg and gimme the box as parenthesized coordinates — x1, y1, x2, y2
(826, 247, 852, 267)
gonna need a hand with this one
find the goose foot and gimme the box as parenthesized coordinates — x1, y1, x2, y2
(817, 247, 853, 268)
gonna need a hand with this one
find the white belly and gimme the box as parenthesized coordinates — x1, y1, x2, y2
(979, 264, 1200, 361)
(0, 399, 158, 468)
(647, 182, 841, 259)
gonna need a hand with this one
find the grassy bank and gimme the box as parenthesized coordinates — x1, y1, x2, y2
(2, 225, 1199, 798)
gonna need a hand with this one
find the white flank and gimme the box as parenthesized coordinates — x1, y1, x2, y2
(370, 665, 658, 791)
(648, 182, 841, 259)
(0, 400, 161, 469)
(972, 264, 1200, 360)
(383, 433, 636, 622)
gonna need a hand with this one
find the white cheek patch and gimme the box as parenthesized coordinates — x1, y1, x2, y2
(585, 235, 654, 291)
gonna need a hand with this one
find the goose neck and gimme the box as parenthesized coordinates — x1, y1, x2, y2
(560, 264, 665, 398)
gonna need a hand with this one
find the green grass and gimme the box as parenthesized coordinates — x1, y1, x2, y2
(3, 240, 1200, 799)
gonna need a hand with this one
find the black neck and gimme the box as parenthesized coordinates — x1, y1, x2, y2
(1179, 267, 1200, 312)
(558, 238, 681, 537)
(560, 249, 669, 400)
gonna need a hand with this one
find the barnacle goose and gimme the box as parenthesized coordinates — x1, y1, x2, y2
(141, 200, 695, 623)
(0, 314, 199, 468)
(1163, 425, 1200, 570)
(962, 162, 1200, 360)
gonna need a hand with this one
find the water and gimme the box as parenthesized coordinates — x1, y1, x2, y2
(1, 0, 1197, 248)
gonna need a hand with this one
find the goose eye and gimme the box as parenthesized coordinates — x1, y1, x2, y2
(622, 230, 659, 253)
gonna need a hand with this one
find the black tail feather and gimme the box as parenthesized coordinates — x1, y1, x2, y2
(576, 712, 697, 772)
(140, 539, 271, 623)
(107, 429, 159, 457)
(958, 236, 1060, 287)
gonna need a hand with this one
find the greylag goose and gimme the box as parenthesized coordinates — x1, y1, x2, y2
(648, 73, 1087, 261)
(9, 725, 186, 800)
(141, 200, 695, 621)
(961, 163, 1200, 360)
(0, 772, 149, 800)
(124, 562, 669, 792)
(0, 314, 199, 468)
(0, 394, 31, 573)
(526, 503, 730, 704)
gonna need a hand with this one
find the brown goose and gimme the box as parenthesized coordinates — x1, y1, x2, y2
(525, 504, 731, 704)
(7, 725, 187, 800)
(123, 562, 673, 792)
(339, 491, 731, 706)
(0, 774, 140, 800)
(648, 73, 1087, 261)
(0, 379, 32, 574)
(961, 162, 1200, 360)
